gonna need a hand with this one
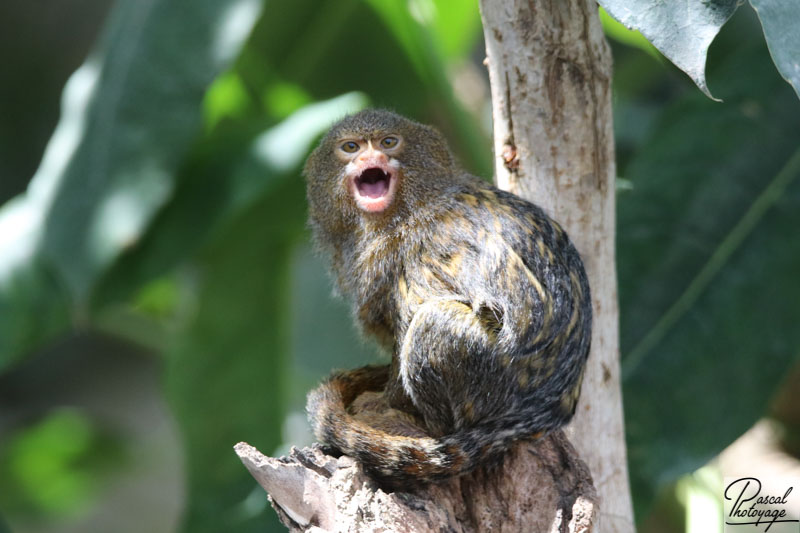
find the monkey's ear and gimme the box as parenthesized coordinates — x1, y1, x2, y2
(411, 124, 454, 167)
(302, 147, 317, 178)
(303, 141, 329, 179)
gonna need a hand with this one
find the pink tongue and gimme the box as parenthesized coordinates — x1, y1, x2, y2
(360, 179, 389, 198)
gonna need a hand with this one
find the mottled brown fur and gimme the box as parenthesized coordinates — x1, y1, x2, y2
(304, 109, 591, 486)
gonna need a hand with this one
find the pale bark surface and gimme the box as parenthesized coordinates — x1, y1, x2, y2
(236, 1, 632, 531)
(479, 1, 634, 531)
(235, 432, 596, 532)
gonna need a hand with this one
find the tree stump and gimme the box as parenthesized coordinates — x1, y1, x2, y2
(235, 430, 596, 532)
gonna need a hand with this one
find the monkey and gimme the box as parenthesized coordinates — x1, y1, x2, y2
(303, 109, 591, 487)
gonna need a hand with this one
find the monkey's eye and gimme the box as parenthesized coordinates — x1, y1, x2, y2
(341, 141, 360, 153)
(380, 136, 399, 149)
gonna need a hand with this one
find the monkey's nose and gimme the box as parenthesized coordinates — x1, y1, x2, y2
(356, 148, 389, 166)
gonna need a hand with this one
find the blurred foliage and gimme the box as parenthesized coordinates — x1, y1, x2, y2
(0, 0, 113, 205)
(0, 0, 799, 532)
(618, 9, 800, 516)
(164, 183, 300, 533)
(0, 409, 122, 518)
(0, 0, 265, 369)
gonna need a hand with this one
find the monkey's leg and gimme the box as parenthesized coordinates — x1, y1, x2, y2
(397, 299, 504, 437)
(384, 353, 419, 415)
(310, 364, 391, 408)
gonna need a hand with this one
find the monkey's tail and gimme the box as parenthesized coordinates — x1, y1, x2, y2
(306, 365, 540, 485)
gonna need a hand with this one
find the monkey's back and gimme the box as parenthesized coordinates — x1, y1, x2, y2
(350, 175, 592, 442)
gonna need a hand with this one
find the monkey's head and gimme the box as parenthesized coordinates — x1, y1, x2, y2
(304, 109, 456, 236)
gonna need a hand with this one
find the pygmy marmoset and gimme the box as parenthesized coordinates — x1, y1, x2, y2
(304, 109, 591, 486)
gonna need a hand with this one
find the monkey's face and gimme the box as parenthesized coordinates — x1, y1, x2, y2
(304, 110, 455, 233)
(334, 135, 403, 214)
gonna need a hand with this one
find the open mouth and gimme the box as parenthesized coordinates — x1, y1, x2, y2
(352, 167, 396, 213)
(356, 168, 391, 198)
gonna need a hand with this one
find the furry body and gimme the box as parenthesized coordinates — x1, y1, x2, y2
(304, 109, 591, 485)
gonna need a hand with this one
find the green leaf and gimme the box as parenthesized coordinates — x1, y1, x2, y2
(597, 0, 741, 99)
(41, 0, 262, 304)
(429, 0, 483, 60)
(618, 41, 800, 514)
(204, 71, 254, 129)
(290, 245, 376, 395)
(364, 0, 429, 80)
(94, 92, 367, 310)
(363, 0, 489, 176)
(749, 0, 800, 100)
(0, 210, 70, 369)
(244, 0, 490, 177)
(126, 92, 365, 533)
(166, 177, 305, 533)
(0, 408, 122, 517)
(0, 0, 261, 366)
(364, 0, 481, 74)
(598, 7, 660, 60)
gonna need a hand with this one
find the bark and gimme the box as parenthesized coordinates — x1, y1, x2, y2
(236, 1, 633, 531)
(235, 432, 596, 532)
(479, 1, 634, 531)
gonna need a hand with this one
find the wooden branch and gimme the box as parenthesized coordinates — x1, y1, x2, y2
(235, 431, 596, 532)
(479, 1, 634, 531)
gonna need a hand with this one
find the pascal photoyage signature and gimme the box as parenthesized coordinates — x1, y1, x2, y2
(725, 477, 799, 531)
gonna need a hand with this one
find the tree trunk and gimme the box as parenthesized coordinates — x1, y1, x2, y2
(479, 0, 634, 531)
(235, 1, 633, 531)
